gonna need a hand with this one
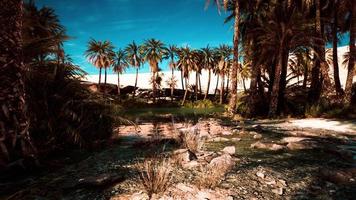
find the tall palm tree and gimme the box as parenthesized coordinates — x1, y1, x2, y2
(207, 0, 241, 113)
(0, 0, 37, 164)
(113, 49, 128, 96)
(342, 0, 355, 105)
(85, 39, 114, 92)
(216, 45, 232, 104)
(125, 41, 142, 98)
(141, 39, 166, 102)
(200, 46, 215, 100)
(177, 47, 196, 105)
(163, 45, 178, 101)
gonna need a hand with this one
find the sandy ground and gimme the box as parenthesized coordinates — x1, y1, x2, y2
(288, 118, 356, 134)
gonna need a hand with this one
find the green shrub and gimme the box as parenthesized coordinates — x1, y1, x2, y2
(26, 62, 114, 152)
(183, 100, 215, 109)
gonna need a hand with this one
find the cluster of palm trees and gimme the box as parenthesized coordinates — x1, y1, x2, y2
(85, 39, 250, 105)
(208, 0, 355, 116)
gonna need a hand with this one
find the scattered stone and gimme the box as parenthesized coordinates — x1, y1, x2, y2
(222, 146, 236, 155)
(252, 124, 262, 130)
(256, 171, 265, 179)
(320, 168, 356, 185)
(182, 160, 199, 169)
(210, 137, 230, 142)
(270, 144, 285, 151)
(209, 154, 233, 169)
(278, 179, 287, 187)
(222, 131, 233, 136)
(253, 134, 263, 139)
(281, 137, 308, 143)
(173, 149, 197, 164)
(251, 142, 285, 151)
(286, 141, 317, 150)
(76, 173, 123, 188)
(231, 137, 241, 142)
(272, 188, 283, 195)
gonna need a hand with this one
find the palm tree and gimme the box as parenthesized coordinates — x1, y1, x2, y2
(342, 0, 355, 105)
(113, 49, 128, 96)
(200, 46, 215, 100)
(216, 45, 232, 104)
(177, 47, 196, 105)
(85, 39, 114, 92)
(239, 60, 251, 92)
(164, 45, 178, 101)
(125, 41, 142, 98)
(0, 0, 37, 163)
(207, 0, 241, 113)
(141, 39, 166, 102)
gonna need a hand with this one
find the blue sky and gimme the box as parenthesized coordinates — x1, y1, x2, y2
(38, 0, 233, 74)
(38, 0, 349, 75)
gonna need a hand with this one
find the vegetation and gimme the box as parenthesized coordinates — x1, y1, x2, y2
(1, 1, 114, 167)
(138, 157, 172, 199)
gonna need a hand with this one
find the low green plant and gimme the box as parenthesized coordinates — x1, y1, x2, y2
(183, 100, 215, 109)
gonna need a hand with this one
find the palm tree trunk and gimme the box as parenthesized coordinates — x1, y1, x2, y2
(171, 68, 174, 101)
(181, 70, 185, 91)
(220, 73, 225, 104)
(269, 42, 284, 116)
(228, 0, 240, 114)
(243, 78, 247, 92)
(117, 73, 120, 96)
(198, 74, 202, 94)
(104, 67, 107, 94)
(133, 68, 138, 98)
(204, 69, 211, 100)
(310, 0, 331, 102)
(182, 78, 189, 105)
(0, 0, 37, 163)
(98, 67, 102, 91)
(152, 72, 156, 103)
(214, 74, 219, 97)
(333, 2, 343, 95)
(226, 72, 230, 94)
(345, 2, 356, 105)
(195, 72, 198, 101)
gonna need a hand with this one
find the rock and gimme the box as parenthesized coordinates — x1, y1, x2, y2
(265, 179, 276, 185)
(278, 179, 287, 187)
(76, 173, 123, 188)
(210, 137, 230, 142)
(222, 130, 233, 136)
(222, 146, 236, 155)
(256, 171, 265, 179)
(131, 192, 149, 200)
(252, 124, 262, 130)
(253, 134, 263, 139)
(175, 183, 196, 193)
(251, 142, 285, 151)
(281, 137, 308, 143)
(286, 141, 316, 150)
(251, 141, 268, 149)
(270, 144, 285, 151)
(182, 160, 199, 169)
(209, 154, 233, 169)
(320, 168, 356, 185)
(249, 131, 259, 135)
(231, 137, 241, 142)
(173, 149, 197, 164)
(272, 188, 284, 195)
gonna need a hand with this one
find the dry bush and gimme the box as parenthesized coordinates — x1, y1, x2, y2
(138, 157, 172, 198)
(196, 161, 233, 189)
(179, 127, 204, 153)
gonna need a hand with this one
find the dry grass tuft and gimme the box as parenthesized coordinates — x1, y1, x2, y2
(137, 157, 172, 198)
(196, 161, 233, 189)
(179, 127, 204, 153)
